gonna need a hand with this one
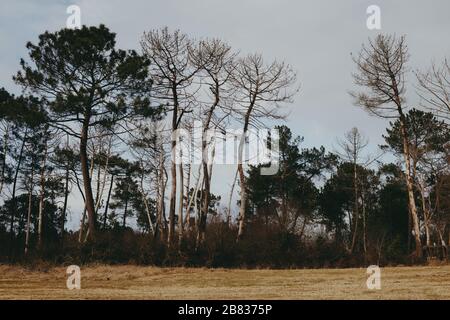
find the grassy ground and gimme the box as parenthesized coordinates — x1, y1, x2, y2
(0, 264, 449, 299)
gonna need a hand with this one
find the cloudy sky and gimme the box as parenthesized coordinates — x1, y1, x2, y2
(1, 0, 449, 228)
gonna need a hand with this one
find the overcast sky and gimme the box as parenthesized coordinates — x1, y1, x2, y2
(1, 0, 449, 228)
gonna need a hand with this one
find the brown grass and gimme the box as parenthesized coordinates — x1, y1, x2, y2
(0, 264, 449, 299)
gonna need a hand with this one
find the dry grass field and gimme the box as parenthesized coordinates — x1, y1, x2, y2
(0, 264, 449, 300)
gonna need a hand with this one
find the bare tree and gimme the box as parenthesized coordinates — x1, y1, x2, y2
(351, 34, 422, 257)
(141, 27, 201, 246)
(336, 127, 368, 254)
(232, 54, 298, 241)
(190, 39, 236, 246)
(131, 120, 169, 241)
(416, 59, 450, 121)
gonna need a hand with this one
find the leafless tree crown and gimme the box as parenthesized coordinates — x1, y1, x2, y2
(351, 34, 409, 119)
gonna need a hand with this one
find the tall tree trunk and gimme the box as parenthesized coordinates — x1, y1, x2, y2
(237, 163, 247, 240)
(186, 164, 202, 228)
(227, 169, 238, 228)
(197, 94, 219, 246)
(184, 163, 191, 229)
(361, 189, 367, 255)
(298, 216, 308, 241)
(196, 178, 204, 231)
(197, 142, 217, 247)
(197, 162, 209, 247)
(168, 146, 177, 246)
(155, 151, 164, 240)
(167, 85, 179, 247)
(236, 99, 255, 241)
(94, 161, 102, 214)
(61, 162, 70, 247)
(24, 165, 35, 255)
(80, 115, 96, 240)
(155, 148, 167, 242)
(103, 174, 114, 229)
(0, 124, 10, 195)
(94, 137, 112, 214)
(78, 207, 87, 243)
(37, 139, 48, 249)
(123, 195, 128, 228)
(350, 161, 359, 254)
(138, 164, 154, 235)
(79, 151, 95, 243)
(419, 181, 431, 247)
(178, 161, 184, 245)
(399, 116, 422, 258)
(10, 130, 27, 239)
(141, 190, 155, 235)
(237, 128, 249, 241)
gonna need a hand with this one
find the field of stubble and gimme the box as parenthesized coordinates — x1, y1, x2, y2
(0, 264, 449, 299)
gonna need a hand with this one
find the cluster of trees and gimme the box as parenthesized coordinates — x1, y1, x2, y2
(0, 26, 448, 266)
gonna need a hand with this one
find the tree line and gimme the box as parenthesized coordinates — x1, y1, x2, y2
(0, 26, 448, 267)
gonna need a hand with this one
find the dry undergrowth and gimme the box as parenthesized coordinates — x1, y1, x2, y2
(0, 264, 449, 300)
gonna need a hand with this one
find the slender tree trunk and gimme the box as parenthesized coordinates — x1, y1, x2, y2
(79, 151, 95, 243)
(78, 207, 87, 243)
(227, 169, 238, 228)
(237, 162, 247, 240)
(178, 161, 184, 245)
(184, 163, 191, 229)
(419, 181, 431, 247)
(80, 115, 96, 240)
(399, 116, 422, 258)
(186, 164, 202, 228)
(94, 137, 112, 214)
(61, 162, 70, 247)
(37, 139, 48, 249)
(197, 142, 217, 247)
(0, 124, 10, 194)
(197, 93, 219, 245)
(237, 129, 249, 241)
(168, 150, 177, 246)
(361, 189, 367, 255)
(424, 218, 431, 247)
(24, 165, 35, 255)
(196, 177, 204, 231)
(141, 191, 155, 235)
(298, 217, 308, 241)
(237, 100, 255, 241)
(197, 135, 212, 245)
(167, 85, 179, 247)
(408, 208, 413, 248)
(94, 162, 102, 213)
(10, 130, 27, 239)
(155, 155, 163, 240)
(350, 161, 359, 254)
(155, 149, 167, 241)
(103, 174, 114, 229)
(139, 165, 154, 235)
(423, 209, 431, 248)
(123, 196, 128, 228)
